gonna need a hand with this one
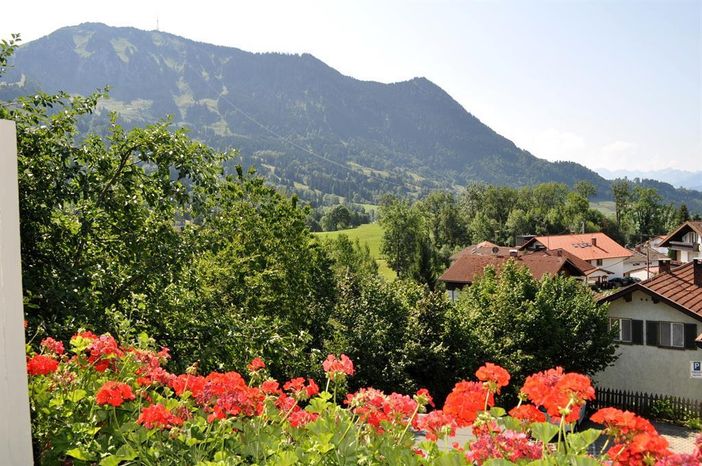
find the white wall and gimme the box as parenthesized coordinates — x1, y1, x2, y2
(0, 120, 34, 463)
(601, 258, 626, 278)
(595, 290, 702, 400)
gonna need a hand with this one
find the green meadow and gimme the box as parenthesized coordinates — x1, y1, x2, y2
(315, 223, 396, 280)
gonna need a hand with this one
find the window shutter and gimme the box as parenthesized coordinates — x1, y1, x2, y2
(631, 320, 644, 345)
(646, 321, 659, 346)
(684, 323, 698, 350)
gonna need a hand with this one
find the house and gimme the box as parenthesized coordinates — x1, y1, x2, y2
(658, 221, 702, 263)
(595, 259, 702, 400)
(519, 233, 632, 278)
(438, 248, 589, 302)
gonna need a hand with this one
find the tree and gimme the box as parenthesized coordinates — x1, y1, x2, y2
(629, 186, 664, 239)
(379, 196, 424, 279)
(448, 261, 616, 393)
(319, 234, 379, 277)
(611, 179, 631, 228)
(574, 180, 597, 200)
(4, 89, 223, 340)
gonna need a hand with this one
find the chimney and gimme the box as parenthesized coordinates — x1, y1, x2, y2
(694, 259, 702, 287)
(591, 237, 597, 247)
(658, 259, 671, 274)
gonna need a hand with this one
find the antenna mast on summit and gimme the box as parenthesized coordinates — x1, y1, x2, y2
(156, 16, 160, 31)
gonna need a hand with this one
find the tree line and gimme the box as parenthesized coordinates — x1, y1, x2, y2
(379, 182, 696, 287)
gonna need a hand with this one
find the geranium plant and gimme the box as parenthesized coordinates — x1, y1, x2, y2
(27, 330, 701, 465)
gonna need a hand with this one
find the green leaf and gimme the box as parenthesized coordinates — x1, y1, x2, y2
(484, 459, 517, 466)
(529, 422, 559, 443)
(66, 447, 96, 461)
(490, 407, 507, 418)
(572, 457, 603, 466)
(67, 389, 87, 403)
(566, 428, 601, 454)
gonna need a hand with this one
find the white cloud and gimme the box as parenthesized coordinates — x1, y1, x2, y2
(527, 128, 587, 161)
(601, 141, 637, 155)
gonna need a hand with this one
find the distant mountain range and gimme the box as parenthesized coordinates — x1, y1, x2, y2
(2, 23, 701, 212)
(596, 168, 702, 192)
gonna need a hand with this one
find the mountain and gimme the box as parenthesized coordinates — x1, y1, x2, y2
(2, 23, 701, 212)
(597, 168, 702, 192)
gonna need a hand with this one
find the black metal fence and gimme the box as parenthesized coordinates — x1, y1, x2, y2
(592, 386, 702, 422)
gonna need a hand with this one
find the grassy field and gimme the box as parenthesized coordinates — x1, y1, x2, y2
(315, 223, 396, 280)
(591, 201, 616, 217)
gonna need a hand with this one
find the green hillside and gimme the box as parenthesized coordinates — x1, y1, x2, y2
(316, 223, 395, 280)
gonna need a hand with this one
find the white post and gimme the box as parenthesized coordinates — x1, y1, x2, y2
(0, 119, 33, 463)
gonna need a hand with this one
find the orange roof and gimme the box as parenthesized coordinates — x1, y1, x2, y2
(522, 233, 632, 261)
(600, 261, 702, 321)
(438, 254, 585, 285)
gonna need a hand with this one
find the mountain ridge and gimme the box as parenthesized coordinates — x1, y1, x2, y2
(2, 23, 701, 212)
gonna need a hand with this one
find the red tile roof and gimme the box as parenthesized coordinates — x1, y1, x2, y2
(521, 233, 632, 261)
(438, 254, 584, 285)
(599, 261, 702, 322)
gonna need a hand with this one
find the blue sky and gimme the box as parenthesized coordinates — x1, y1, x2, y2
(3, 0, 700, 171)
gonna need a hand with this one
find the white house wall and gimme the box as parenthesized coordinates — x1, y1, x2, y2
(601, 258, 626, 278)
(595, 290, 702, 400)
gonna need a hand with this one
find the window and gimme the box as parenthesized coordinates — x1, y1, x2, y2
(610, 318, 632, 342)
(658, 322, 685, 348)
(596, 259, 603, 266)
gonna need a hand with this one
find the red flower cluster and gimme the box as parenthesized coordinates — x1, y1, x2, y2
(27, 354, 59, 376)
(288, 410, 319, 428)
(590, 407, 674, 465)
(607, 432, 670, 466)
(283, 377, 319, 401)
(85, 334, 124, 372)
(137, 403, 184, 430)
(96, 381, 135, 407)
(476, 363, 510, 393)
(465, 429, 542, 465)
(520, 367, 594, 423)
(197, 372, 265, 422)
(170, 374, 206, 398)
(443, 381, 493, 427)
(40, 337, 65, 356)
(247, 357, 265, 372)
(322, 354, 354, 381)
(415, 410, 457, 441)
(591, 407, 655, 442)
(508, 404, 546, 424)
(345, 388, 419, 432)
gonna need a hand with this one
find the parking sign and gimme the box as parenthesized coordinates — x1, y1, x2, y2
(692, 361, 702, 379)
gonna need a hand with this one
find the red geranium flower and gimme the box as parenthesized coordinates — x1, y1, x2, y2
(443, 381, 493, 427)
(27, 354, 59, 376)
(247, 357, 265, 372)
(288, 410, 318, 427)
(137, 403, 184, 430)
(169, 374, 206, 398)
(414, 388, 435, 408)
(40, 337, 65, 356)
(476, 363, 510, 393)
(96, 381, 135, 407)
(416, 409, 457, 441)
(322, 354, 354, 381)
(509, 404, 546, 424)
(591, 407, 654, 443)
(607, 432, 670, 466)
(521, 367, 593, 423)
